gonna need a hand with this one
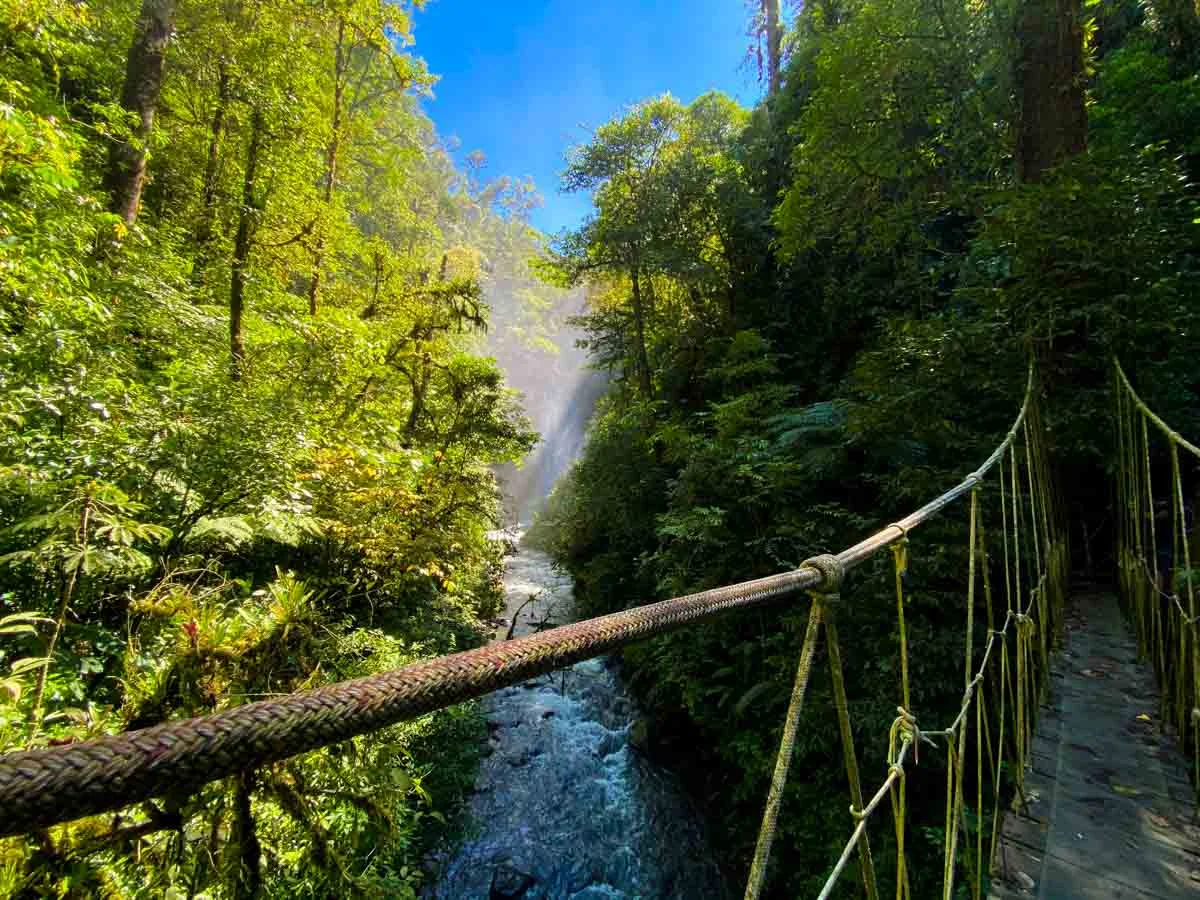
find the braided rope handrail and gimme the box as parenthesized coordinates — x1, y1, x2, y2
(0, 368, 1037, 837)
(1115, 359, 1200, 460)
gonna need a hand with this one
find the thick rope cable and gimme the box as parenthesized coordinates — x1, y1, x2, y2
(1, 565, 821, 836)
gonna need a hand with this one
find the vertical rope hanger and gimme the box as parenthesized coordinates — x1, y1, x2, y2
(744, 554, 881, 900)
(942, 488, 979, 900)
(890, 536, 912, 900)
(1113, 358, 1200, 807)
(741, 364, 1057, 900)
(743, 588, 826, 900)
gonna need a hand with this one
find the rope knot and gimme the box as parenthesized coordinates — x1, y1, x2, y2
(889, 707, 923, 765)
(1015, 613, 1036, 638)
(801, 553, 844, 595)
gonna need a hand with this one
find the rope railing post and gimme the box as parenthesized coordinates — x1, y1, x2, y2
(889, 722, 912, 900)
(892, 537, 912, 713)
(943, 487, 979, 900)
(1143, 413, 1170, 720)
(1009, 444, 1029, 789)
(977, 495, 1005, 879)
(1171, 442, 1187, 734)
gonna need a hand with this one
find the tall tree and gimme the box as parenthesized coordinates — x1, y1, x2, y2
(747, 0, 786, 95)
(303, 2, 426, 316)
(105, 0, 178, 225)
(1016, 0, 1088, 182)
(765, 0, 783, 94)
(229, 106, 264, 380)
(192, 62, 230, 282)
(1151, 0, 1200, 75)
(306, 15, 348, 316)
(560, 97, 689, 400)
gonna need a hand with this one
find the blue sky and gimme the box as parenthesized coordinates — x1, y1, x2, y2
(411, 0, 759, 236)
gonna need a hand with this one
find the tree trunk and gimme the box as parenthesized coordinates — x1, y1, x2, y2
(192, 63, 230, 283)
(230, 107, 264, 381)
(402, 350, 431, 443)
(360, 249, 385, 319)
(630, 264, 653, 400)
(765, 0, 783, 95)
(306, 17, 347, 317)
(1152, 0, 1200, 76)
(1016, 0, 1087, 183)
(232, 771, 261, 899)
(105, 0, 178, 226)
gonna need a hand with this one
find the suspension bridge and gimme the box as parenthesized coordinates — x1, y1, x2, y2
(0, 360, 1196, 898)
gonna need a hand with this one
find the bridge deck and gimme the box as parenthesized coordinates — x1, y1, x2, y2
(991, 590, 1199, 898)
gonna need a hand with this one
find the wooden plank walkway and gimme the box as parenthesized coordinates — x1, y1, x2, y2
(991, 590, 1200, 898)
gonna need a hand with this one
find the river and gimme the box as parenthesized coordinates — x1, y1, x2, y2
(426, 537, 726, 899)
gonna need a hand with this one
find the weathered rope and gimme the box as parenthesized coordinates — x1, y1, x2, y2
(812, 377, 1065, 900)
(1113, 359, 1200, 804)
(890, 539, 913, 900)
(0, 566, 823, 836)
(743, 588, 826, 900)
(743, 555, 853, 900)
(826, 599, 880, 900)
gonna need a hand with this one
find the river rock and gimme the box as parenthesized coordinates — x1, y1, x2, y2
(628, 715, 650, 751)
(489, 863, 537, 898)
(595, 728, 624, 759)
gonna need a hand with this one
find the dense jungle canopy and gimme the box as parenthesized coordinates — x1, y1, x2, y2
(2, 0, 1200, 897)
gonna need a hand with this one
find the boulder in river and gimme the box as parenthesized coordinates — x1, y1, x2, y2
(489, 863, 537, 898)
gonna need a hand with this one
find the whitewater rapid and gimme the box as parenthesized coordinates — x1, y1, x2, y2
(427, 540, 725, 899)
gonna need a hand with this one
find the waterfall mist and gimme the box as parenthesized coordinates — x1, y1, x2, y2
(488, 286, 606, 524)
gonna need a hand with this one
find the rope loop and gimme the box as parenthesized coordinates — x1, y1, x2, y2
(889, 707, 921, 766)
(890, 535, 909, 578)
(802, 553, 845, 596)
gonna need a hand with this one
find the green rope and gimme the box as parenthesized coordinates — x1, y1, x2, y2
(743, 594, 825, 900)
(826, 605, 881, 900)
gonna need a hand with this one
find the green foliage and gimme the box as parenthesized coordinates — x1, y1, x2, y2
(0, 0, 550, 894)
(535, 2, 1200, 896)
